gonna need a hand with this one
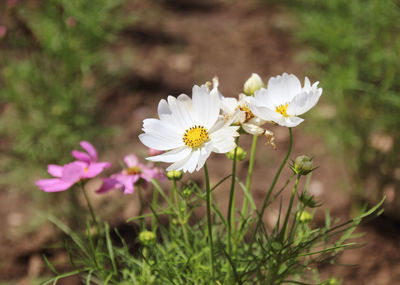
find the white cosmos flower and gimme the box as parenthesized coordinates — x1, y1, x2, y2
(139, 83, 240, 173)
(248, 73, 322, 127)
(219, 91, 276, 148)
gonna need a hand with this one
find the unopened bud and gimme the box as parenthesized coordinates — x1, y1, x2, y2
(181, 186, 194, 198)
(166, 170, 183, 181)
(292, 155, 313, 175)
(226, 146, 247, 161)
(296, 211, 312, 223)
(323, 278, 341, 285)
(299, 192, 320, 208)
(139, 230, 156, 246)
(243, 73, 265, 96)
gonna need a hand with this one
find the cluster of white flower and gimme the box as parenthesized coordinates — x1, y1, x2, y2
(139, 73, 322, 173)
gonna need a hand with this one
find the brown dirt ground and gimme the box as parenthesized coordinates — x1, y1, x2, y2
(1, 0, 399, 284)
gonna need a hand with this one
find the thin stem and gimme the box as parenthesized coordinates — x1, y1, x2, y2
(172, 179, 190, 249)
(151, 186, 159, 232)
(252, 128, 293, 240)
(137, 185, 144, 217)
(80, 183, 98, 229)
(227, 137, 239, 254)
(239, 135, 258, 230)
(204, 163, 215, 280)
(281, 174, 301, 241)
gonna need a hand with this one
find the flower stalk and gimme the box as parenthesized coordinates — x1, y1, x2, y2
(204, 163, 215, 280)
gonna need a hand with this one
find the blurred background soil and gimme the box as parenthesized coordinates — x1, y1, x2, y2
(0, 0, 399, 284)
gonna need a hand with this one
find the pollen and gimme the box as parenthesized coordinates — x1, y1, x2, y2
(275, 103, 289, 117)
(239, 105, 255, 121)
(126, 166, 141, 175)
(183, 125, 209, 148)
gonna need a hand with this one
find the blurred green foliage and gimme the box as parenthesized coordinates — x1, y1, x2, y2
(277, 0, 400, 208)
(0, 0, 131, 186)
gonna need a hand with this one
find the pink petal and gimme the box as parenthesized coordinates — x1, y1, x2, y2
(36, 178, 74, 192)
(47, 164, 63, 177)
(80, 141, 98, 162)
(124, 154, 139, 168)
(121, 175, 139, 195)
(62, 162, 86, 183)
(96, 178, 120, 194)
(71, 150, 91, 163)
(85, 162, 110, 178)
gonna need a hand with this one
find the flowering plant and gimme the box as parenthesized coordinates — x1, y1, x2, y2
(38, 73, 383, 285)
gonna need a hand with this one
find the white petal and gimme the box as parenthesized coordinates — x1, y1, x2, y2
(220, 96, 238, 115)
(275, 116, 304, 127)
(196, 142, 213, 171)
(167, 95, 194, 130)
(267, 73, 302, 103)
(139, 133, 183, 150)
(192, 85, 220, 129)
(286, 88, 322, 116)
(210, 125, 239, 153)
(158, 99, 171, 116)
(166, 150, 200, 173)
(167, 154, 192, 172)
(142, 118, 181, 135)
(183, 149, 200, 173)
(242, 123, 265, 135)
(249, 103, 282, 123)
(146, 147, 191, 163)
(252, 88, 280, 110)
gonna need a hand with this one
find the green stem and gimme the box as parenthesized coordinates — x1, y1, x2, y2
(204, 163, 215, 280)
(80, 183, 98, 229)
(252, 128, 292, 240)
(239, 135, 258, 230)
(151, 186, 159, 232)
(137, 185, 144, 217)
(172, 179, 190, 249)
(227, 137, 239, 254)
(281, 174, 301, 241)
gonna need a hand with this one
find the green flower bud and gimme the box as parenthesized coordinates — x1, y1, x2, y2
(292, 155, 313, 175)
(296, 211, 312, 223)
(181, 186, 194, 198)
(322, 278, 341, 285)
(166, 170, 183, 181)
(226, 146, 247, 161)
(299, 192, 321, 208)
(243, 73, 265, 96)
(139, 230, 156, 246)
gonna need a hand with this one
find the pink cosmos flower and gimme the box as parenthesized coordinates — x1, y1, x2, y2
(71, 141, 111, 177)
(96, 154, 164, 195)
(36, 141, 111, 192)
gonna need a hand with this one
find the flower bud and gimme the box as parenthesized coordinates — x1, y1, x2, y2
(299, 192, 320, 208)
(166, 170, 183, 181)
(139, 230, 156, 246)
(226, 146, 247, 161)
(323, 278, 341, 285)
(181, 186, 194, 198)
(292, 155, 313, 175)
(296, 211, 312, 223)
(243, 73, 265, 96)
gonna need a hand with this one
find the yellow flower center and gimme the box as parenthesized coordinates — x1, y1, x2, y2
(183, 125, 209, 148)
(275, 103, 289, 117)
(239, 105, 255, 121)
(126, 166, 141, 175)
